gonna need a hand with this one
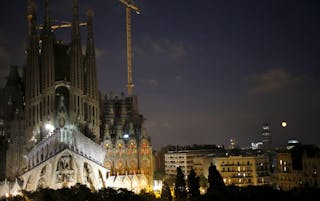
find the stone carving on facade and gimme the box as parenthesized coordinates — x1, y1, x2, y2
(57, 155, 72, 170)
(56, 155, 74, 184)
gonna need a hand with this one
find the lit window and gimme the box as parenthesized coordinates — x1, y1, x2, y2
(284, 166, 287, 172)
(280, 160, 283, 165)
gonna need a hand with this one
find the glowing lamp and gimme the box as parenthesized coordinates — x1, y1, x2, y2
(45, 123, 54, 133)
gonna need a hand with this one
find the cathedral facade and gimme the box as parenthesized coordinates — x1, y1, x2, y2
(0, 0, 153, 194)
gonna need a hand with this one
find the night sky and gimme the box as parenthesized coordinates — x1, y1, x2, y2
(1, 0, 320, 150)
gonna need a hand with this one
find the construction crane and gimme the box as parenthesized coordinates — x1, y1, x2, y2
(119, 0, 140, 96)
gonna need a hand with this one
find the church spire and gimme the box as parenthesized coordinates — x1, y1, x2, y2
(72, 0, 80, 38)
(84, 9, 100, 140)
(41, 0, 55, 90)
(25, 0, 40, 100)
(5, 65, 21, 88)
(43, 0, 51, 32)
(84, 9, 98, 100)
(25, 0, 41, 147)
(86, 9, 94, 55)
(27, 0, 35, 37)
(70, 0, 83, 91)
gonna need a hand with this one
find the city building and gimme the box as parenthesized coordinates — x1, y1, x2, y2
(262, 124, 272, 151)
(229, 138, 237, 149)
(0, 0, 153, 195)
(164, 145, 226, 177)
(276, 144, 320, 190)
(213, 155, 270, 187)
(164, 145, 271, 187)
(165, 151, 195, 177)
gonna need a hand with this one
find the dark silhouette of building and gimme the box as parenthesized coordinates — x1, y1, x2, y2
(0, 65, 24, 180)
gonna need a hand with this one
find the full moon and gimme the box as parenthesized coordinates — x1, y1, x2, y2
(281, 121, 287, 128)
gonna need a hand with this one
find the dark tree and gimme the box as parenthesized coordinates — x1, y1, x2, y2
(207, 163, 225, 192)
(161, 181, 172, 201)
(139, 189, 158, 201)
(187, 168, 200, 199)
(174, 166, 187, 200)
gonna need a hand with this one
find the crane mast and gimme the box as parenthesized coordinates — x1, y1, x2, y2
(119, 0, 140, 96)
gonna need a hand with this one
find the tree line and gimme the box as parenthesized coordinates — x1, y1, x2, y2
(2, 163, 319, 201)
(163, 163, 319, 201)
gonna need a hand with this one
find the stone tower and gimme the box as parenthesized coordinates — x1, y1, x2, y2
(0, 65, 24, 180)
(102, 94, 154, 184)
(23, 0, 100, 172)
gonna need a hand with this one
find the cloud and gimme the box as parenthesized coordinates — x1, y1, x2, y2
(50, 1, 73, 17)
(82, 46, 106, 58)
(141, 79, 159, 87)
(247, 68, 305, 94)
(136, 37, 189, 59)
(175, 74, 183, 80)
(146, 120, 172, 129)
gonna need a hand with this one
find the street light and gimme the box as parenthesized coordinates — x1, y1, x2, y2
(45, 123, 54, 134)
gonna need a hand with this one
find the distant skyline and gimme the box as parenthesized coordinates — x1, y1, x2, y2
(1, 0, 320, 150)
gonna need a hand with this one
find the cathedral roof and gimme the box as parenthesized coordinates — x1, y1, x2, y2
(27, 128, 106, 169)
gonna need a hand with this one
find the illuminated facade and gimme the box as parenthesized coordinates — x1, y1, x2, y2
(165, 151, 195, 176)
(214, 155, 270, 187)
(164, 148, 271, 187)
(276, 145, 320, 190)
(102, 94, 153, 184)
(0, 0, 153, 195)
(164, 148, 223, 177)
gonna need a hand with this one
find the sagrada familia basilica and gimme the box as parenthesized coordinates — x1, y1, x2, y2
(0, 0, 153, 197)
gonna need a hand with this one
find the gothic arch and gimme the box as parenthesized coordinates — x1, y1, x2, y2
(98, 170, 105, 188)
(115, 159, 125, 174)
(37, 165, 47, 188)
(140, 139, 150, 155)
(115, 139, 125, 156)
(83, 162, 94, 189)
